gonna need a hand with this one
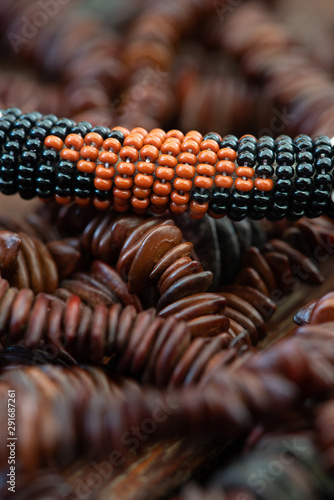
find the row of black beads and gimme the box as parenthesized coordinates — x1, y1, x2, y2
(209, 134, 238, 216)
(307, 136, 332, 218)
(288, 135, 313, 220)
(35, 114, 59, 199)
(266, 135, 294, 221)
(227, 135, 257, 221)
(0, 108, 32, 195)
(251, 136, 275, 220)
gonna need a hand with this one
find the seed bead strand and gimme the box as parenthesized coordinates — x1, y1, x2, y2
(0, 108, 333, 221)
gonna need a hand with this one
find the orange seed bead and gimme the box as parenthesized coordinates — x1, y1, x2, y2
(194, 176, 213, 189)
(198, 150, 217, 165)
(113, 187, 132, 200)
(80, 145, 99, 161)
(153, 180, 172, 196)
(150, 194, 169, 206)
(61, 149, 80, 162)
(158, 154, 177, 168)
(114, 175, 133, 189)
(177, 152, 197, 166)
(189, 199, 209, 214)
(131, 127, 148, 138)
(135, 173, 153, 188)
(94, 177, 112, 191)
(112, 126, 129, 137)
(180, 139, 200, 155)
(77, 160, 96, 174)
(236, 166, 254, 178)
(166, 129, 184, 142)
(160, 139, 181, 156)
(200, 139, 219, 153)
(184, 130, 203, 143)
(131, 196, 150, 210)
(85, 132, 103, 148)
(156, 166, 174, 181)
(99, 151, 118, 165)
(173, 177, 193, 192)
(171, 190, 190, 204)
(93, 198, 111, 210)
(137, 161, 155, 175)
(44, 135, 63, 151)
(215, 175, 233, 189)
(169, 202, 188, 214)
(65, 134, 84, 150)
(103, 138, 121, 153)
(55, 194, 72, 205)
(117, 162, 135, 176)
(119, 146, 139, 162)
(149, 128, 166, 141)
(144, 134, 162, 149)
(140, 144, 159, 162)
(124, 133, 144, 150)
(133, 186, 151, 198)
(196, 164, 215, 176)
(254, 178, 274, 191)
(95, 165, 115, 179)
(175, 164, 196, 178)
(216, 160, 235, 174)
(235, 178, 253, 191)
(217, 148, 237, 161)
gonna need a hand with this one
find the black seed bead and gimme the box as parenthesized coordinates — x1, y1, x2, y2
(211, 189, 230, 206)
(30, 126, 47, 141)
(0, 130, 6, 146)
(0, 120, 13, 133)
(228, 205, 248, 221)
(36, 119, 54, 131)
(257, 136, 275, 147)
(21, 150, 38, 166)
(313, 135, 331, 147)
(276, 165, 294, 179)
(257, 148, 274, 164)
(293, 190, 310, 203)
(296, 151, 312, 164)
(56, 173, 72, 190)
(94, 189, 110, 201)
(203, 132, 221, 144)
(4, 108, 22, 118)
(2, 114, 16, 124)
(71, 125, 89, 138)
(295, 177, 312, 191)
(58, 160, 74, 176)
(75, 173, 93, 191)
(275, 179, 293, 191)
(276, 151, 294, 165)
(37, 164, 54, 178)
(238, 141, 256, 154)
(239, 135, 257, 144)
(22, 111, 42, 123)
(9, 128, 26, 144)
(314, 144, 332, 157)
(91, 126, 110, 140)
(50, 126, 66, 140)
(252, 191, 271, 207)
(55, 186, 71, 198)
(209, 202, 226, 215)
(192, 188, 210, 204)
(42, 149, 58, 163)
(267, 203, 289, 220)
(13, 119, 31, 132)
(4, 141, 20, 155)
(78, 121, 92, 131)
(315, 156, 332, 172)
(108, 130, 125, 144)
(237, 151, 255, 167)
(275, 134, 292, 144)
(296, 162, 313, 177)
(314, 173, 331, 188)
(26, 139, 43, 152)
(220, 135, 238, 150)
(306, 200, 328, 218)
(255, 164, 274, 177)
(276, 142, 294, 155)
(56, 118, 76, 131)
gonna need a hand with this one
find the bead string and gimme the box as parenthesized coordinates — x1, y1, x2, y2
(0, 107, 333, 221)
